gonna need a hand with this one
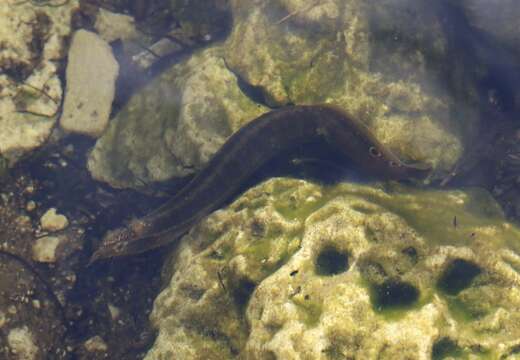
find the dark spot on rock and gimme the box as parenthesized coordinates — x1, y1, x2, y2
(250, 220, 265, 237)
(401, 246, 418, 264)
(1, 58, 32, 82)
(290, 269, 298, 276)
(290, 286, 301, 297)
(510, 344, 520, 354)
(30, 12, 52, 57)
(373, 280, 419, 310)
(315, 247, 349, 276)
(432, 337, 462, 359)
(232, 278, 256, 311)
(438, 258, 481, 295)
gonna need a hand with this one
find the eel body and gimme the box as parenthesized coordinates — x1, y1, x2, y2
(90, 105, 430, 262)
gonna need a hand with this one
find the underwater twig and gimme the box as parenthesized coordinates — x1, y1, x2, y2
(275, 0, 322, 25)
(14, 82, 60, 118)
(20, 82, 60, 106)
(135, 42, 161, 59)
(217, 269, 226, 291)
(0, 250, 68, 328)
(15, 109, 57, 118)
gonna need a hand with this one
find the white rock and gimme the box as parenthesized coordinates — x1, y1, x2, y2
(40, 208, 68, 231)
(32, 235, 61, 263)
(84, 335, 108, 353)
(60, 30, 119, 138)
(7, 327, 38, 360)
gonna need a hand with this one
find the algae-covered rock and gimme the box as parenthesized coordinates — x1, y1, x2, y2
(168, 0, 231, 40)
(145, 178, 520, 359)
(87, 47, 269, 188)
(89, 0, 481, 189)
(224, 0, 475, 174)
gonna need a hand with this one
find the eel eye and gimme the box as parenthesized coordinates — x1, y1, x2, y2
(369, 146, 382, 158)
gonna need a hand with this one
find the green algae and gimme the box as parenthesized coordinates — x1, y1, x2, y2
(442, 296, 479, 323)
(432, 337, 493, 360)
(274, 194, 327, 221)
(148, 178, 520, 359)
(240, 234, 302, 278)
(320, 182, 520, 252)
(292, 295, 323, 327)
(432, 337, 465, 360)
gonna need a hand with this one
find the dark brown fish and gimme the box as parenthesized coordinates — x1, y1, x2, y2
(90, 104, 431, 262)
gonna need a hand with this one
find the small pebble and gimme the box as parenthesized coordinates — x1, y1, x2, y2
(32, 236, 62, 263)
(107, 303, 121, 320)
(26, 201, 36, 212)
(40, 208, 69, 231)
(84, 336, 108, 353)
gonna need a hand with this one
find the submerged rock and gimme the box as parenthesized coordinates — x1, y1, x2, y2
(0, 1, 78, 165)
(40, 207, 68, 232)
(59, 30, 119, 138)
(224, 0, 477, 175)
(88, 0, 481, 190)
(145, 178, 520, 359)
(87, 47, 269, 188)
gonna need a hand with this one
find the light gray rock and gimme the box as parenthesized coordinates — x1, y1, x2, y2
(59, 30, 119, 138)
(0, 1, 78, 165)
(224, 0, 477, 174)
(88, 0, 483, 190)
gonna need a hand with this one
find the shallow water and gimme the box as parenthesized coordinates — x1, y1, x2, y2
(1, 1, 520, 359)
